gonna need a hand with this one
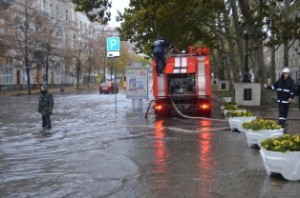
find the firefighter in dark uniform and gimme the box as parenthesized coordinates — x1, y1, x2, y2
(264, 67, 295, 127)
(151, 36, 172, 75)
(38, 85, 54, 129)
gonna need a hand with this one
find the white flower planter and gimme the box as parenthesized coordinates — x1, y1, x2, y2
(223, 109, 246, 116)
(227, 116, 257, 132)
(260, 148, 300, 181)
(244, 128, 284, 147)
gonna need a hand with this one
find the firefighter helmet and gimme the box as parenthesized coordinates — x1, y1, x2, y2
(282, 67, 290, 73)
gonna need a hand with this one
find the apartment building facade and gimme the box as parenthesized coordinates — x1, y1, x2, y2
(275, 41, 300, 81)
(0, 0, 106, 89)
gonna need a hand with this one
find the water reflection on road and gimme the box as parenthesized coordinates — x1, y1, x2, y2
(148, 118, 218, 198)
(1, 92, 299, 197)
(152, 119, 169, 192)
(199, 119, 214, 195)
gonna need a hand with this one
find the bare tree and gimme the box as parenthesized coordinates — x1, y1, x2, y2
(0, 4, 13, 66)
(33, 13, 62, 86)
(81, 35, 107, 88)
(72, 38, 88, 89)
(2, 0, 45, 94)
(13, 0, 34, 94)
(2, 0, 66, 93)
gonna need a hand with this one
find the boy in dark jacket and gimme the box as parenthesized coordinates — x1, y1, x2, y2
(38, 85, 54, 129)
(264, 67, 294, 127)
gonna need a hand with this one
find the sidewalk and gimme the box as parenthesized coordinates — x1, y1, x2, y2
(0, 84, 98, 96)
(216, 92, 300, 135)
(215, 90, 300, 118)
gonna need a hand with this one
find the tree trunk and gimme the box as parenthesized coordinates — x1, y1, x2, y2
(251, 42, 265, 83)
(271, 43, 276, 83)
(223, 6, 239, 83)
(26, 64, 31, 94)
(284, 42, 289, 67)
(216, 13, 226, 81)
(229, 0, 245, 76)
(88, 49, 91, 88)
(76, 59, 80, 90)
(45, 55, 49, 85)
(283, 0, 291, 68)
(238, 0, 265, 83)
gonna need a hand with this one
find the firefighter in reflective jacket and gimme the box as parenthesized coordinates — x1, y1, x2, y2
(264, 67, 295, 127)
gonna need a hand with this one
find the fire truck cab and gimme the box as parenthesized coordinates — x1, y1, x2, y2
(152, 47, 212, 116)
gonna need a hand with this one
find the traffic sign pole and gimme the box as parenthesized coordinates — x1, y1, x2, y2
(114, 57, 117, 113)
(106, 37, 120, 112)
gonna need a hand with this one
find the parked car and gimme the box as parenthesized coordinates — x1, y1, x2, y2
(99, 81, 119, 94)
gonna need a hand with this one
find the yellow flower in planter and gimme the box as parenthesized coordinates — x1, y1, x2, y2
(224, 101, 237, 110)
(224, 101, 236, 106)
(261, 134, 300, 152)
(260, 134, 300, 181)
(242, 118, 281, 131)
(226, 110, 254, 118)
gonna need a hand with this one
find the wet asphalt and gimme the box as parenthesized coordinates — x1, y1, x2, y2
(0, 91, 300, 198)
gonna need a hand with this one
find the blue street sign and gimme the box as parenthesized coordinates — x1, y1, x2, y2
(106, 37, 120, 57)
(106, 37, 120, 51)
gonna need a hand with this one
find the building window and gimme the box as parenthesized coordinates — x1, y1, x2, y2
(65, 10, 68, 21)
(42, 0, 46, 13)
(23, 68, 27, 83)
(4, 64, 12, 85)
(80, 21, 82, 35)
(65, 34, 68, 48)
(49, 3, 53, 17)
(45, 1, 50, 16)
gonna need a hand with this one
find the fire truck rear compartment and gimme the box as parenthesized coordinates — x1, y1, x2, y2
(154, 73, 211, 116)
(168, 73, 195, 95)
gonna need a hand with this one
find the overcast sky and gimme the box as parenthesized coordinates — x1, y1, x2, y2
(109, 0, 130, 27)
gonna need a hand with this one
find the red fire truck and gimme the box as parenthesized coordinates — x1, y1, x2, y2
(152, 47, 212, 116)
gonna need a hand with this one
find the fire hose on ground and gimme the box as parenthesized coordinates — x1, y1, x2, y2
(145, 98, 231, 132)
(144, 98, 300, 132)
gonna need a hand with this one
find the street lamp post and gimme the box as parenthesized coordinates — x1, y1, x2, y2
(243, 32, 251, 83)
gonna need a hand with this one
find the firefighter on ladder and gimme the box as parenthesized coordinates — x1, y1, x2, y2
(152, 36, 172, 76)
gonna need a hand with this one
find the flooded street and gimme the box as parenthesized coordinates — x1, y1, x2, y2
(0, 92, 299, 198)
